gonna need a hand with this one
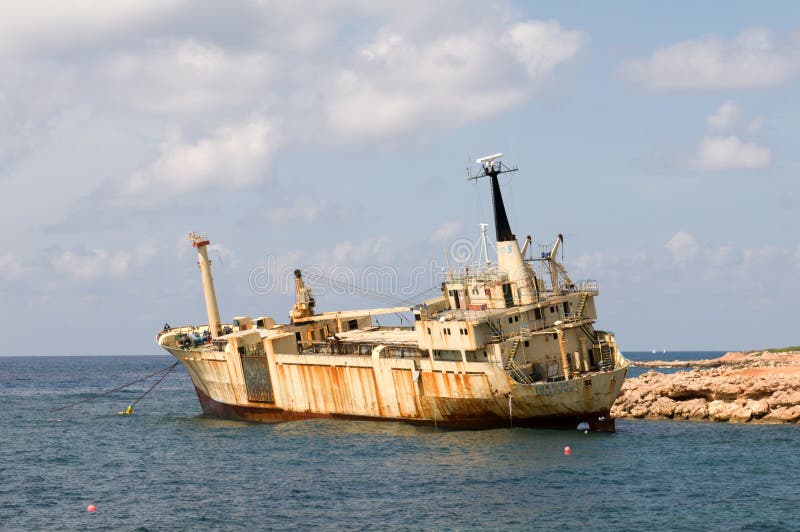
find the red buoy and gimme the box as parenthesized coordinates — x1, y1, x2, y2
(87, 504, 97, 513)
(564, 446, 571, 456)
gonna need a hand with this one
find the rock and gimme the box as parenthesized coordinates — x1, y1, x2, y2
(748, 399, 770, 419)
(651, 397, 676, 418)
(613, 350, 800, 425)
(707, 400, 732, 422)
(712, 383, 740, 400)
(762, 405, 800, 423)
(675, 398, 708, 420)
(728, 405, 753, 423)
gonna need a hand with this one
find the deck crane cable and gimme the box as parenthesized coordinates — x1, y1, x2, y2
(303, 271, 436, 307)
(302, 271, 402, 305)
(50, 361, 180, 413)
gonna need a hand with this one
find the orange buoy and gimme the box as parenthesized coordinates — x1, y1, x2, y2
(564, 446, 571, 456)
(87, 504, 97, 513)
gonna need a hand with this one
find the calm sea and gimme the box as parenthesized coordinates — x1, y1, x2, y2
(1, 355, 797, 531)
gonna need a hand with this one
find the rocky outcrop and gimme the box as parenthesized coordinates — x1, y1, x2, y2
(611, 351, 800, 424)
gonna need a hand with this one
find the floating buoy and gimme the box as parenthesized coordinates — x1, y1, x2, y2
(117, 405, 133, 415)
(564, 446, 571, 456)
(87, 504, 97, 513)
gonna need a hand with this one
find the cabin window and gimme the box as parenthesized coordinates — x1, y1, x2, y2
(524, 340, 530, 347)
(414, 314, 421, 321)
(534, 308, 542, 320)
(563, 301, 570, 315)
(433, 349, 462, 361)
(514, 315, 519, 322)
(426, 327, 431, 334)
(508, 317, 513, 324)
(348, 319, 358, 330)
(549, 306, 555, 313)
(552, 333, 558, 340)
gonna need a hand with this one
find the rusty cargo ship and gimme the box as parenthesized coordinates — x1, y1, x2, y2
(158, 154, 629, 430)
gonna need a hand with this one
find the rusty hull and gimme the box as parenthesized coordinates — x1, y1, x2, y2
(168, 345, 628, 431)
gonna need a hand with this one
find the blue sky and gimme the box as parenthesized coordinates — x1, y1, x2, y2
(1, 1, 798, 354)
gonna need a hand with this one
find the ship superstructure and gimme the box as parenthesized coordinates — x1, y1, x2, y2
(158, 155, 629, 430)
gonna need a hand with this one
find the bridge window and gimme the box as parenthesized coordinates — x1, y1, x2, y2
(534, 308, 542, 320)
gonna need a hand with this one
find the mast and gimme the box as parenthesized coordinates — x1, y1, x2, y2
(190, 232, 222, 338)
(469, 153, 535, 305)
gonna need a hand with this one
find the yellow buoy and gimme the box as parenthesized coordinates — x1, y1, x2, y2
(117, 405, 134, 415)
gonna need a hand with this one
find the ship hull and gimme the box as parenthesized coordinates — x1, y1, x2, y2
(168, 346, 628, 431)
(194, 384, 615, 430)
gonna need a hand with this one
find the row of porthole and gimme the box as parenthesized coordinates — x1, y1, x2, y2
(427, 327, 468, 336)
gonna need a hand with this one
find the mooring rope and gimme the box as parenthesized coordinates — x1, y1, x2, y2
(130, 362, 179, 407)
(50, 361, 180, 413)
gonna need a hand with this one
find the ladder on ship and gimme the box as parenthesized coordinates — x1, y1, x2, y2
(503, 339, 521, 370)
(573, 293, 589, 320)
(502, 339, 533, 384)
(599, 342, 613, 371)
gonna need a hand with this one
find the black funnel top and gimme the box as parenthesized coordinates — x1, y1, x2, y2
(489, 169, 514, 242)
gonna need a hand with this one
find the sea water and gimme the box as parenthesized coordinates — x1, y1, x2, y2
(0, 355, 797, 530)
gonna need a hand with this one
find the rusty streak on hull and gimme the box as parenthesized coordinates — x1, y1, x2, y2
(194, 386, 616, 431)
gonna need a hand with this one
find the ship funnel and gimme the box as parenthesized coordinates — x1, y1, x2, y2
(190, 232, 222, 338)
(469, 154, 535, 305)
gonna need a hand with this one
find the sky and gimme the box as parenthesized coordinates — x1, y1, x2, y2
(1, 1, 799, 354)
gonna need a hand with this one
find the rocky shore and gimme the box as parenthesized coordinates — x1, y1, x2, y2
(611, 350, 800, 424)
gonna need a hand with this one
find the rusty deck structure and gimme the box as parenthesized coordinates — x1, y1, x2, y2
(158, 154, 629, 430)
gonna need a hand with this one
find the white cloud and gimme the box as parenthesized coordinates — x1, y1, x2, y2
(692, 102, 771, 171)
(621, 27, 800, 90)
(0, 1, 187, 57)
(0, 253, 24, 280)
(120, 116, 278, 200)
(267, 197, 323, 224)
(747, 116, 764, 133)
(430, 222, 463, 244)
(329, 237, 395, 266)
(666, 231, 700, 266)
(697, 135, 772, 170)
(51, 240, 164, 281)
(706, 101, 741, 131)
(502, 21, 584, 78)
(134, 241, 159, 267)
(105, 40, 271, 117)
(53, 249, 131, 281)
(325, 20, 583, 139)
